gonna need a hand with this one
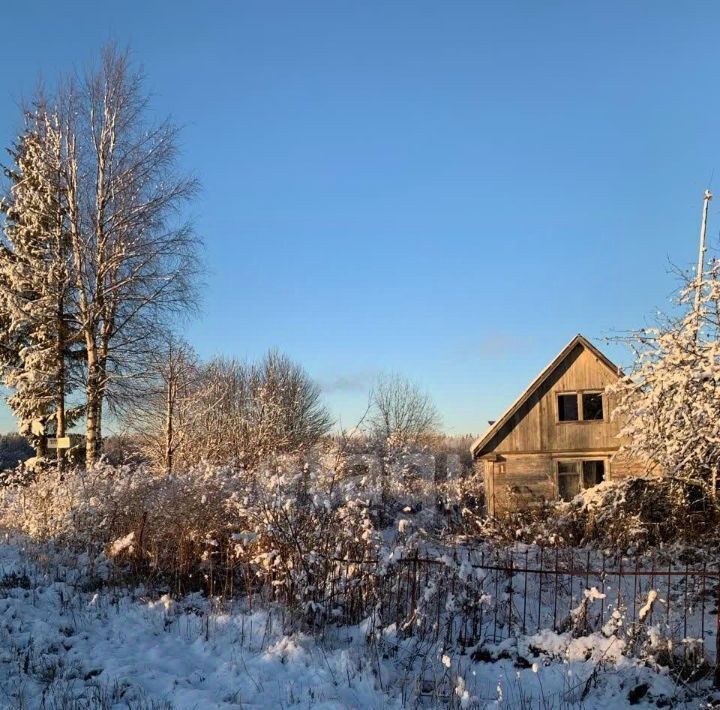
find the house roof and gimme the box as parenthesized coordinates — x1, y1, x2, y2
(470, 334, 621, 458)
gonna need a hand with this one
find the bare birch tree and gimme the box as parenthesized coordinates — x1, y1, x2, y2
(166, 350, 332, 469)
(132, 336, 199, 474)
(57, 46, 201, 465)
(368, 374, 441, 446)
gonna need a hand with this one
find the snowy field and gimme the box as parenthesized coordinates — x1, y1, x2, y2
(0, 539, 715, 709)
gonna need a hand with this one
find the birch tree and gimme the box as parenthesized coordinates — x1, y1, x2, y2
(59, 46, 200, 465)
(133, 337, 199, 474)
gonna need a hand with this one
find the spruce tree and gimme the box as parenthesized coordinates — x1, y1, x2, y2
(0, 110, 80, 461)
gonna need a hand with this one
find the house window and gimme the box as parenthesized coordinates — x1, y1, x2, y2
(582, 392, 604, 420)
(557, 461, 581, 500)
(557, 393, 579, 421)
(557, 459, 605, 501)
(557, 391, 604, 422)
(582, 460, 605, 487)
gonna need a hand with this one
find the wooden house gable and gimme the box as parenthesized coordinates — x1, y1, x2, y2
(471, 335, 623, 458)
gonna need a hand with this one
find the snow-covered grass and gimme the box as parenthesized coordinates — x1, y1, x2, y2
(0, 540, 391, 709)
(0, 537, 715, 709)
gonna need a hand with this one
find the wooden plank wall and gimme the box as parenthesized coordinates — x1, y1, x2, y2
(483, 345, 628, 455)
(477, 344, 660, 514)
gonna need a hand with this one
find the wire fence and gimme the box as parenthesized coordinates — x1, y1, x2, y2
(275, 545, 720, 686)
(196, 541, 720, 686)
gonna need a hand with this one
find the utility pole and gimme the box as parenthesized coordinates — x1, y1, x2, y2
(693, 189, 713, 336)
(693, 189, 718, 499)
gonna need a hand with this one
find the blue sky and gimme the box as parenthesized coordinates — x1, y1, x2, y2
(0, 1, 718, 435)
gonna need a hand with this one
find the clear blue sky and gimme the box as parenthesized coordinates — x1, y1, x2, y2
(0, 1, 718, 435)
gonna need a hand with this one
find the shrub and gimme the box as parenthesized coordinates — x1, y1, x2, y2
(555, 476, 719, 551)
(0, 461, 386, 610)
(468, 476, 720, 552)
(0, 463, 242, 585)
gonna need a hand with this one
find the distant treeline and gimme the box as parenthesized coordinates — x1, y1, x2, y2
(0, 434, 33, 470)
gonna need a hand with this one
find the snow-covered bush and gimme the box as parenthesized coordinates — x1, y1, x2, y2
(0, 461, 389, 610)
(0, 462, 243, 585)
(467, 476, 720, 552)
(612, 259, 720, 491)
(227, 463, 384, 621)
(554, 476, 719, 551)
(0, 457, 482, 631)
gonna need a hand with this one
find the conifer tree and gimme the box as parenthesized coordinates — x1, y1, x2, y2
(0, 110, 80, 461)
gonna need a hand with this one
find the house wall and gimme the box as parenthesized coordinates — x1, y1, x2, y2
(485, 449, 653, 515)
(485, 450, 644, 515)
(483, 454, 554, 515)
(478, 344, 653, 515)
(482, 344, 629, 456)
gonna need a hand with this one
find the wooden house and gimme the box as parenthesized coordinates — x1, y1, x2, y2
(471, 334, 642, 516)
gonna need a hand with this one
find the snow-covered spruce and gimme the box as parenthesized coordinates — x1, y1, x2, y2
(0, 110, 81, 454)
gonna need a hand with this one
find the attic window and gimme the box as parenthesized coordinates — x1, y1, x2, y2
(557, 394, 579, 421)
(582, 392, 604, 420)
(557, 391, 604, 422)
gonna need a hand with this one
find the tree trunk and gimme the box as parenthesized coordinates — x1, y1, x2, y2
(35, 434, 47, 460)
(85, 347, 100, 467)
(85, 392, 98, 467)
(56, 308, 66, 469)
(94, 397, 103, 461)
(165, 379, 174, 475)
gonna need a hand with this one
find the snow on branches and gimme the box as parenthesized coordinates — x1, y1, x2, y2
(612, 261, 720, 491)
(0, 109, 81, 449)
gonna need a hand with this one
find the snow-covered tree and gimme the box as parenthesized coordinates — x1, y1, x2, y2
(57, 46, 201, 466)
(159, 350, 333, 469)
(243, 350, 333, 461)
(0, 110, 81, 459)
(132, 336, 199, 474)
(612, 260, 720, 492)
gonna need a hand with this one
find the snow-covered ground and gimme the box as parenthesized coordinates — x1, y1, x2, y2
(0, 539, 713, 708)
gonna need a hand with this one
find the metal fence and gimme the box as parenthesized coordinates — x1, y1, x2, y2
(309, 546, 720, 684)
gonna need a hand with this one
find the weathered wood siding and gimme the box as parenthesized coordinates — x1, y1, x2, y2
(486, 450, 650, 515)
(484, 454, 555, 514)
(477, 342, 655, 515)
(608, 449, 653, 478)
(482, 344, 627, 455)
